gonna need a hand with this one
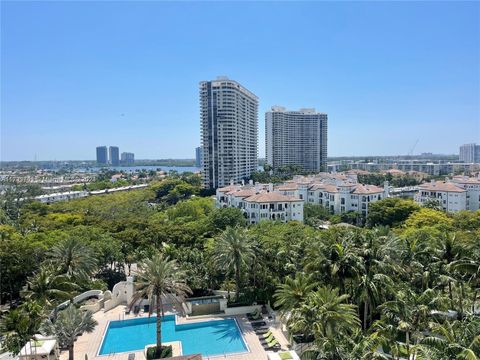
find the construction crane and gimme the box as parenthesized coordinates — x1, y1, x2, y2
(408, 139, 419, 157)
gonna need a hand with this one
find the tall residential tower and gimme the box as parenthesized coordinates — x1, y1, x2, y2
(266, 107, 328, 172)
(459, 143, 480, 163)
(109, 146, 120, 166)
(96, 146, 108, 165)
(200, 77, 258, 189)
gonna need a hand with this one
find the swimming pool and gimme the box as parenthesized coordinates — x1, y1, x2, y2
(98, 315, 248, 357)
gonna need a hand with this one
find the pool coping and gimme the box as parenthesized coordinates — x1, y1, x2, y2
(96, 312, 251, 358)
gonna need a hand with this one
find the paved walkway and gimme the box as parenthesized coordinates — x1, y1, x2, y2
(61, 305, 290, 360)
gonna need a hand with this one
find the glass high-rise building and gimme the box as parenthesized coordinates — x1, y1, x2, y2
(266, 107, 328, 173)
(96, 146, 108, 165)
(200, 77, 258, 189)
(109, 146, 120, 166)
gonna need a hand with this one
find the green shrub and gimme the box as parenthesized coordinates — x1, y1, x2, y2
(146, 345, 172, 359)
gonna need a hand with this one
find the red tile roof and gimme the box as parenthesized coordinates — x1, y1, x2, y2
(217, 185, 239, 192)
(229, 189, 257, 197)
(452, 176, 480, 184)
(245, 192, 301, 203)
(352, 184, 384, 194)
(419, 181, 466, 193)
(276, 183, 298, 191)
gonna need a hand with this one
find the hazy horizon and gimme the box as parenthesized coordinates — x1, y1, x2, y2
(2, 1, 479, 161)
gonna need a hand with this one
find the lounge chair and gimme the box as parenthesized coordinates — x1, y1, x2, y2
(247, 308, 261, 320)
(259, 333, 275, 345)
(255, 327, 271, 334)
(251, 321, 267, 328)
(133, 306, 140, 315)
(248, 312, 263, 321)
(144, 304, 150, 313)
(263, 339, 281, 351)
(259, 330, 273, 339)
(278, 352, 294, 360)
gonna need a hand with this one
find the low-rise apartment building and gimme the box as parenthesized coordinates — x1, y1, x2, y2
(414, 181, 467, 212)
(276, 174, 387, 216)
(216, 184, 303, 224)
(414, 176, 480, 212)
(215, 172, 390, 223)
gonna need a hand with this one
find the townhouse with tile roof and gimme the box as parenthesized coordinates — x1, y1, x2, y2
(216, 183, 303, 224)
(215, 172, 390, 223)
(414, 176, 480, 212)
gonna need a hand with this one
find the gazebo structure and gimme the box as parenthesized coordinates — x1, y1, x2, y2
(19, 335, 59, 360)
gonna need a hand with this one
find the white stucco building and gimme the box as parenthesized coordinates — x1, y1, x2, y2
(276, 173, 388, 217)
(215, 172, 390, 223)
(35, 191, 89, 203)
(216, 183, 303, 224)
(415, 180, 467, 212)
(414, 176, 480, 212)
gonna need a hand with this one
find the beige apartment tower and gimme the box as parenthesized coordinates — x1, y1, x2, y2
(266, 106, 328, 173)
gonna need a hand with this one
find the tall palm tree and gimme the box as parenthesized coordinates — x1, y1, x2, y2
(449, 259, 480, 314)
(355, 229, 399, 330)
(304, 232, 363, 295)
(379, 287, 448, 355)
(274, 272, 316, 316)
(0, 301, 45, 355)
(290, 286, 360, 359)
(129, 253, 191, 357)
(50, 238, 97, 278)
(41, 304, 97, 360)
(211, 227, 255, 302)
(419, 317, 480, 359)
(21, 265, 77, 308)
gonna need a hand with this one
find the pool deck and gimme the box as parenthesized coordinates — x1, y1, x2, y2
(62, 305, 290, 360)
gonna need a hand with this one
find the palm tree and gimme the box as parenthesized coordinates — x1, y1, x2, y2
(129, 253, 191, 357)
(21, 265, 77, 308)
(274, 272, 315, 316)
(42, 304, 97, 360)
(289, 286, 360, 359)
(0, 301, 44, 355)
(449, 259, 480, 314)
(379, 287, 448, 355)
(419, 317, 480, 359)
(355, 229, 399, 330)
(304, 232, 363, 295)
(50, 238, 97, 278)
(211, 227, 255, 302)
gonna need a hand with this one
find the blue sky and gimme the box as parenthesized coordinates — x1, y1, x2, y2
(1, 1, 479, 161)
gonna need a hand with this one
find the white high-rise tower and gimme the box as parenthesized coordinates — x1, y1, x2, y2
(266, 106, 328, 173)
(200, 77, 258, 189)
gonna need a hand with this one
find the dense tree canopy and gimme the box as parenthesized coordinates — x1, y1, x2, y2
(1, 174, 479, 359)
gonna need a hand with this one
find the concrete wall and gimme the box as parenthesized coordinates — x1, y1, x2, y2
(224, 305, 261, 316)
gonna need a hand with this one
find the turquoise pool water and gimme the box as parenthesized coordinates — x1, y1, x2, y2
(98, 315, 248, 357)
